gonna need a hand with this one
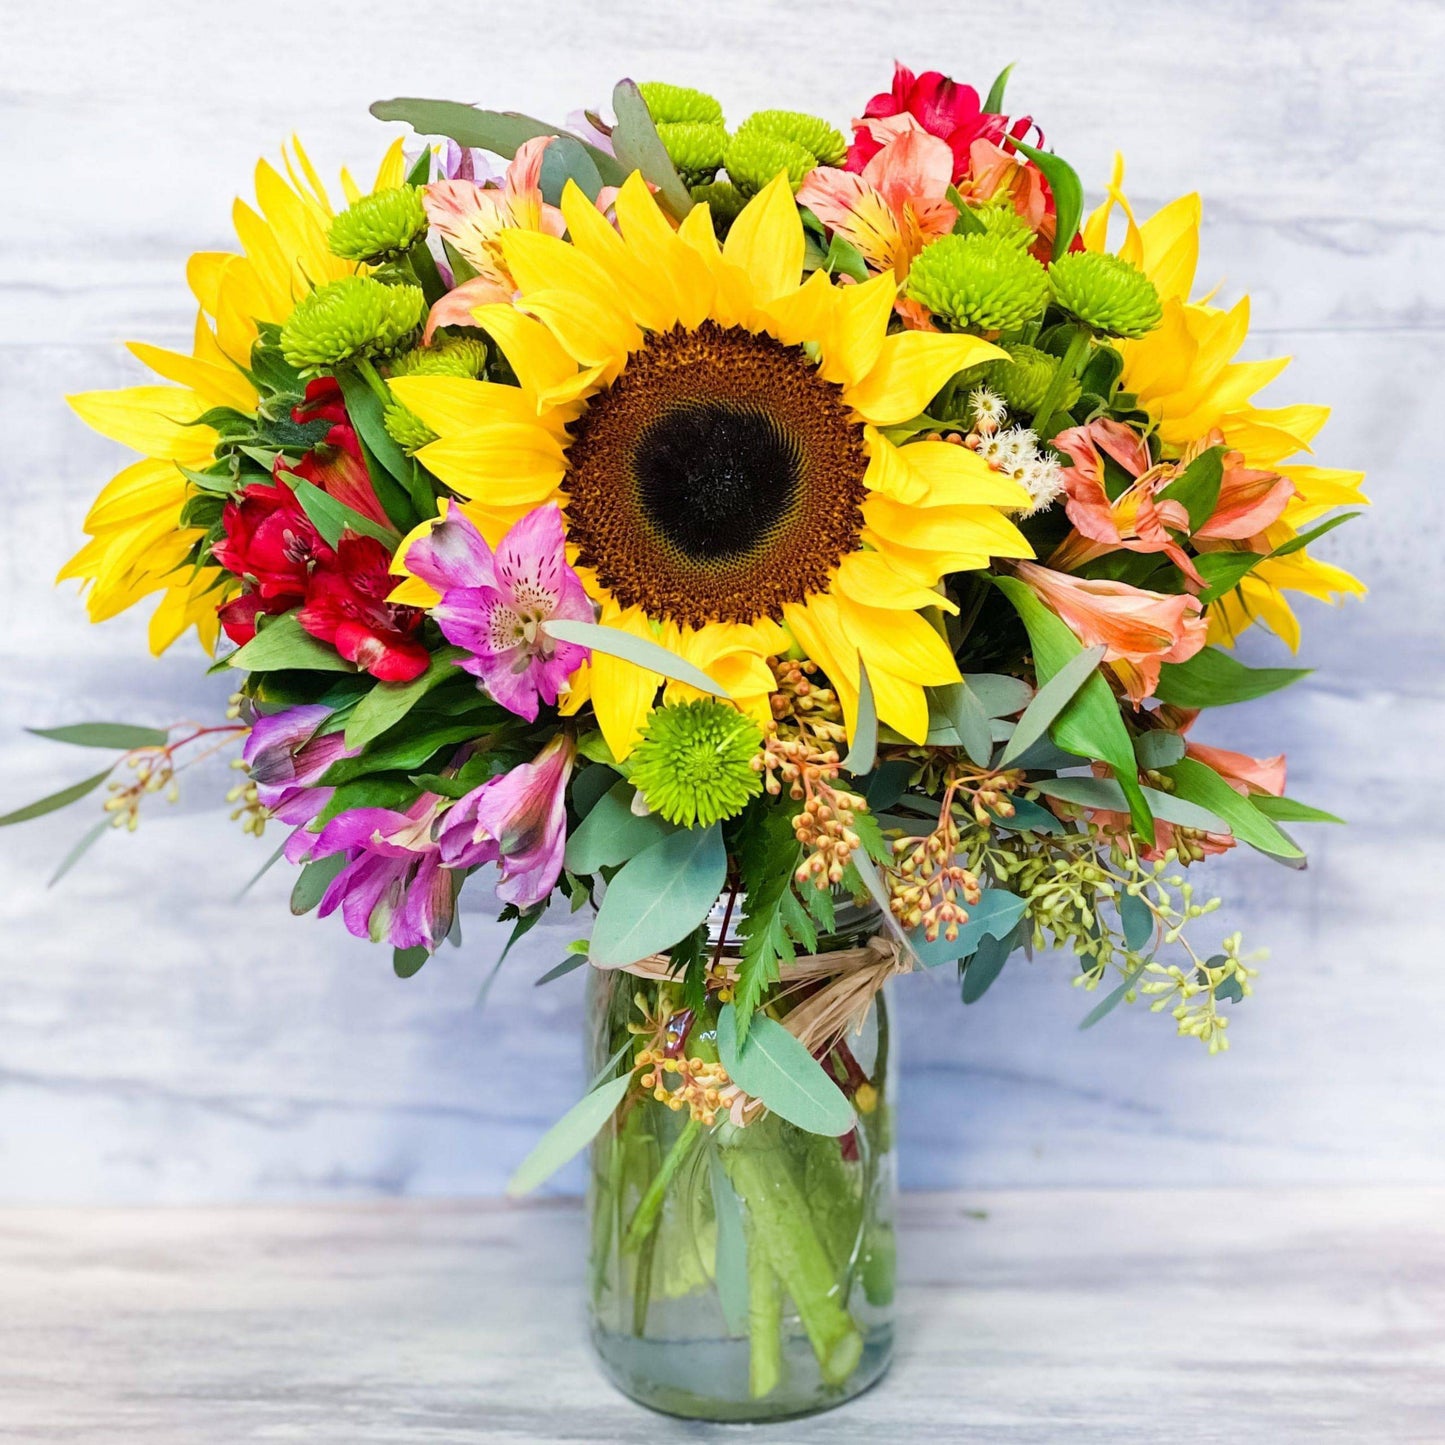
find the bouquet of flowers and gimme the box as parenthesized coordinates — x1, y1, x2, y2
(10, 63, 1365, 1421)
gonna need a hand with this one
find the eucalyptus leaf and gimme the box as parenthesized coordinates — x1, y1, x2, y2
(393, 945, 429, 978)
(0, 767, 113, 827)
(28, 722, 168, 750)
(926, 681, 993, 764)
(842, 658, 878, 774)
(716, 1005, 855, 1137)
(542, 618, 730, 697)
(960, 926, 1018, 1004)
(1119, 890, 1154, 951)
(507, 1071, 634, 1197)
(964, 672, 1034, 718)
(910, 889, 1028, 968)
(709, 1149, 751, 1334)
(999, 644, 1105, 766)
(564, 780, 673, 874)
(48, 818, 110, 886)
(1133, 730, 1187, 770)
(989, 796, 1065, 834)
(537, 134, 605, 205)
(610, 79, 695, 219)
(1078, 958, 1150, 1030)
(289, 853, 347, 915)
(590, 824, 727, 967)
(534, 954, 589, 987)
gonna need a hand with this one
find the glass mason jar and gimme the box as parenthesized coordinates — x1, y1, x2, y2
(584, 901, 896, 1422)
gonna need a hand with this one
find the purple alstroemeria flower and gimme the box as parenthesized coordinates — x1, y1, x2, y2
(439, 735, 574, 907)
(565, 108, 616, 158)
(406, 503, 592, 722)
(243, 705, 356, 862)
(311, 796, 455, 952)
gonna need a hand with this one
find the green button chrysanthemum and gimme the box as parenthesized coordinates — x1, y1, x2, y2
(689, 179, 746, 229)
(638, 81, 725, 127)
(382, 338, 489, 452)
(628, 700, 764, 829)
(1048, 251, 1163, 339)
(740, 109, 847, 166)
(657, 121, 729, 188)
(724, 109, 847, 196)
(906, 233, 1051, 333)
(971, 202, 1036, 249)
(326, 185, 429, 265)
(280, 277, 426, 374)
(981, 344, 1080, 417)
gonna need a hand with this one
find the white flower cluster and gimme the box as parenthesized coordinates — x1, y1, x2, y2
(966, 387, 1067, 517)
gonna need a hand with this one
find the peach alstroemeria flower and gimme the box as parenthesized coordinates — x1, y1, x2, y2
(1180, 429, 1295, 542)
(1016, 560, 1207, 704)
(1184, 741, 1287, 797)
(796, 114, 957, 282)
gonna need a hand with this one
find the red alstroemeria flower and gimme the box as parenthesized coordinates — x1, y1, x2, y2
(848, 62, 1036, 184)
(287, 378, 391, 529)
(299, 534, 430, 682)
(213, 479, 333, 644)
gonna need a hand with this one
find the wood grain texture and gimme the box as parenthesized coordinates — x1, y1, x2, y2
(1, 1190, 1442, 1442)
(1, 0, 1442, 1204)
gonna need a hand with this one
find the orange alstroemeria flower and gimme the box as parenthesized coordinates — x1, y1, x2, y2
(1016, 560, 1207, 704)
(796, 114, 958, 283)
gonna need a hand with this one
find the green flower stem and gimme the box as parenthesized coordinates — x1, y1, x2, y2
(723, 1119, 864, 1387)
(746, 1236, 783, 1399)
(632, 1219, 657, 1337)
(623, 1115, 704, 1255)
(405, 243, 447, 307)
(355, 356, 395, 409)
(1032, 326, 1091, 440)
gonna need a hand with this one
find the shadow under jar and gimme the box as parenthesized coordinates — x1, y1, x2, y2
(585, 901, 896, 1422)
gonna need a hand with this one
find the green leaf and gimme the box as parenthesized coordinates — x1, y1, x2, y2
(1032, 775, 1227, 833)
(534, 954, 589, 987)
(732, 807, 803, 1035)
(1251, 794, 1344, 826)
(394, 945, 429, 978)
(1156, 445, 1224, 532)
(999, 644, 1105, 766)
(542, 618, 730, 697)
(1133, 730, 1186, 770)
(910, 889, 1027, 968)
(333, 366, 423, 527)
(989, 796, 1065, 834)
(343, 648, 466, 751)
(1078, 958, 1150, 1030)
(537, 134, 605, 206)
(1194, 550, 1265, 605)
(716, 1005, 856, 1137)
(1119, 890, 1154, 951)
(370, 98, 626, 186)
(926, 680, 993, 764)
(708, 1150, 751, 1335)
(963, 672, 1034, 718)
(822, 233, 870, 282)
(842, 657, 878, 773)
(289, 853, 347, 915)
(322, 723, 482, 784)
(590, 824, 727, 967)
(227, 611, 355, 674)
(284, 475, 401, 550)
(48, 818, 110, 886)
(1008, 138, 1083, 261)
(0, 767, 113, 827)
(27, 722, 168, 750)
(1154, 647, 1311, 708)
(994, 577, 1152, 837)
(506, 1071, 634, 1197)
(1158, 757, 1303, 859)
(984, 62, 1016, 114)
(564, 779, 673, 874)
(960, 927, 1018, 1004)
(1269, 511, 1362, 559)
(610, 79, 695, 219)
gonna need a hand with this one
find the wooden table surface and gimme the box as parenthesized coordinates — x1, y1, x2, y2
(1, 1189, 1441, 1443)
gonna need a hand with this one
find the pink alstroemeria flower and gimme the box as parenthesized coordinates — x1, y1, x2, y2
(1016, 560, 1207, 706)
(439, 735, 574, 907)
(405, 503, 592, 722)
(312, 795, 454, 952)
(797, 114, 957, 284)
(243, 704, 356, 862)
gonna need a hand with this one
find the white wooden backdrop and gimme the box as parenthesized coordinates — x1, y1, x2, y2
(1, 0, 1440, 1204)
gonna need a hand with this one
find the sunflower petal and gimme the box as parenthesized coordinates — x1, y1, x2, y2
(845, 332, 1005, 426)
(723, 172, 805, 305)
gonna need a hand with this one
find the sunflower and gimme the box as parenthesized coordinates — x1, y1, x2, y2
(1082, 156, 1366, 650)
(61, 138, 407, 654)
(390, 173, 1031, 757)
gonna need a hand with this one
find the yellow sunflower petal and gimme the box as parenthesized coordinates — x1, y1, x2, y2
(862, 494, 1032, 561)
(469, 303, 580, 396)
(723, 172, 805, 305)
(817, 272, 897, 388)
(68, 386, 217, 464)
(614, 173, 713, 329)
(835, 550, 959, 613)
(888, 436, 1032, 509)
(517, 287, 640, 373)
(388, 375, 569, 439)
(863, 661, 932, 744)
(559, 179, 675, 331)
(844, 332, 1005, 426)
(835, 597, 959, 686)
(126, 341, 256, 414)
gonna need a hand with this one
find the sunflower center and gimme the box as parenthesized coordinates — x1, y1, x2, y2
(563, 322, 868, 628)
